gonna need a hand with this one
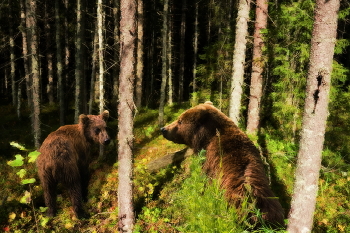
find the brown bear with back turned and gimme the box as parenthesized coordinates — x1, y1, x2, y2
(161, 102, 284, 226)
(37, 111, 110, 218)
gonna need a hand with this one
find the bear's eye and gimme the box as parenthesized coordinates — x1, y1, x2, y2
(178, 120, 182, 125)
(95, 128, 101, 135)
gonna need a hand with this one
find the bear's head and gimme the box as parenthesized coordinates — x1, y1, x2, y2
(161, 101, 226, 152)
(79, 110, 110, 145)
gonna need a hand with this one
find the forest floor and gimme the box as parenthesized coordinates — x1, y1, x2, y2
(0, 103, 349, 232)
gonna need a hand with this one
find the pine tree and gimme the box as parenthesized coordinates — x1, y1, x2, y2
(246, 0, 268, 134)
(55, 0, 65, 125)
(287, 0, 340, 231)
(75, 0, 86, 122)
(117, 0, 136, 231)
(135, 0, 144, 109)
(229, 0, 251, 125)
(27, 0, 41, 148)
(159, 0, 169, 127)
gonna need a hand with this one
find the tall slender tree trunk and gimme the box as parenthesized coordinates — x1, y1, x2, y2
(112, 0, 120, 105)
(9, 5, 17, 108)
(228, 0, 251, 125)
(135, 0, 144, 109)
(64, 0, 70, 114)
(178, 0, 186, 102)
(75, 0, 85, 122)
(55, 0, 65, 125)
(159, 0, 169, 127)
(192, 1, 198, 105)
(20, 0, 31, 109)
(97, 0, 105, 159)
(167, 0, 173, 106)
(97, 0, 105, 113)
(287, 0, 340, 232)
(246, 0, 268, 134)
(28, 0, 41, 148)
(90, 21, 99, 114)
(45, 1, 54, 105)
(118, 0, 136, 231)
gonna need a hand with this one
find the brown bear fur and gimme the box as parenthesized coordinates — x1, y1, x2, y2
(37, 111, 110, 218)
(161, 102, 284, 226)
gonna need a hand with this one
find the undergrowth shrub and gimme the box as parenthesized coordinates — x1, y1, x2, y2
(2, 142, 49, 232)
(161, 150, 284, 232)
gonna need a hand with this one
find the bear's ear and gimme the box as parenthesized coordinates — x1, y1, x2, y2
(204, 101, 213, 105)
(101, 110, 109, 121)
(79, 114, 90, 126)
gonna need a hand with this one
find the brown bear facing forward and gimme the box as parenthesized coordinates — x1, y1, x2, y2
(37, 111, 110, 218)
(161, 102, 284, 226)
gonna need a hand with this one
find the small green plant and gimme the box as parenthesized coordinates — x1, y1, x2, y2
(7, 142, 50, 230)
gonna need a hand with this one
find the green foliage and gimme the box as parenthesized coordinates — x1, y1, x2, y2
(4, 142, 51, 232)
(314, 149, 350, 232)
(7, 142, 40, 184)
(267, 0, 314, 140)
(327, 62, 350, 160)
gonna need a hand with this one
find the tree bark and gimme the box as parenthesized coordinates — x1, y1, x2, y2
(45, 1, 54, 105)
(64, 0, 70, 117)
(229, 0, 251, 125)
(158, 0, 169, 127)
(28, 0, 41, 148)
(246, 0, 268, 134)
(97, 0, 105, 113)
(90, 21, 99, 114)
(9, 3, 16, 109)
(178, 0, 186, 102)
(287, 0, 340, 232)
(167, 0, 173, 106)
(75, 0, 86, 122)
(192, 1, 198, 105)
(135, 0, 144, 109)
(97, 0, 105, 159)
(55, 0, 65, 126)
(118, 0, 136, 231)
(112, 0, 120, 105)
(20, 0, 31, 110)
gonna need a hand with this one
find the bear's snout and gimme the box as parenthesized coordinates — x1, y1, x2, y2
(160, 127, 167, 134)
(104, 138, 111, 145)
(161, 127, 167, 138)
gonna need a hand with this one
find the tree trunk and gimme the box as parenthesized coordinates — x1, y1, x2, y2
(64, 0, 70, 116)
(90, 21, 99, 114)
(55, 0, 65, 126)
(75, 0, 85, 122)
(135, 0, 144, 109)
(118, 0, 136, 231)
(167, 0, 173, 106)
(97, 0, 105, 159)
(9, 33, 16, 108)
(20, 0, 31, 109)
(158, 0, 168, 127)
(9, 3, 16, 109)
(246, 0, 268, 134)
(97, 0, 105, 113)
(45, 1, 54, 105)
(287, 0, 340, 232)
(112, 0, 120, 105)
(192, 1, 198, 105)
(178, 0, 186, 102)
(28, 0, 41, 148)
(228, 0, 251, 125)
